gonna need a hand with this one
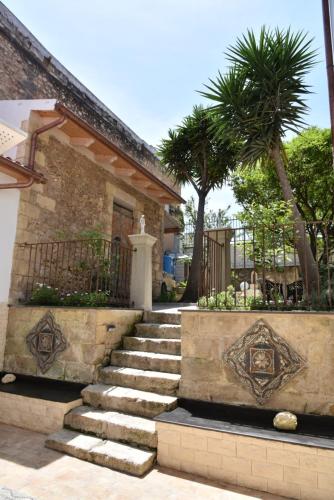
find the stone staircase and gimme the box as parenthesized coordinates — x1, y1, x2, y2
(46, 311, 181, 476)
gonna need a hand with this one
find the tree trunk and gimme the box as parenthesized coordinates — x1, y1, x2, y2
(181, 191, 206, 302)
(270, 143, 320, 301)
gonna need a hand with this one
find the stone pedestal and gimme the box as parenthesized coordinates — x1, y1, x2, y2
(129, 233, 157, 311)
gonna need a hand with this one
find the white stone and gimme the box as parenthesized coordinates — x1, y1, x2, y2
(128, 233, 157, 311)
(65, 405, 157, 447)
(81, 383, 177, 418)
(123, 336, 181, 355)
(45, 428, 156, 476)
(111, 349, 181, 374)
(99, 366, 180, 395)
(273, 411, 298, 431)
(1, 373, 16, 384)
(135, 322, 181, 339)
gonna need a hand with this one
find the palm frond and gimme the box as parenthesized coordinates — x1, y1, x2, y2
(201, 26, 317, 165)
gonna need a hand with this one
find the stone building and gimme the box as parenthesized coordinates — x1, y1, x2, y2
(0, 4, 182, 366)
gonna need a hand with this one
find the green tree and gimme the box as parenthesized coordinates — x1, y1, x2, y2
(202, 27, 320, 298)
(232, 127, 334, 262)
(184, 195, 231, 229)
(159, 105, 236, 302)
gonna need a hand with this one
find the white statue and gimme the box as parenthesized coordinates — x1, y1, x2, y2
(140, 215, 146, 234)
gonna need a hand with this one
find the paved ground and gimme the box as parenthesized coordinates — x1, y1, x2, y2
(0, 424, 284, 500)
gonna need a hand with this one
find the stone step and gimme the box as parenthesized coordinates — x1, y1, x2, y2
(144, 311, 181, 325)
(135, 323, 181, 339)
(111, 350, 181, 374)
(45, 429, 155, 477)
(65, 405, 157, 448)
(99, 366, 180, 396)
(123, 337, 181, 355)
(82, 384, 177, 418)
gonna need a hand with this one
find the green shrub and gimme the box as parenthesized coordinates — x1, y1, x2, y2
(82, 291, 109, 307)
(29, 286, 110, 307)
(178, 281, 187, 288)
(61, 291, 109, 307)
(158, 289, 177, 303)
(30, 285, 60, 306)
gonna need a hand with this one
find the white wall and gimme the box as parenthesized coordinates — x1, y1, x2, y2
(0, 172, 20, 369)
(0, 173, 20, 302)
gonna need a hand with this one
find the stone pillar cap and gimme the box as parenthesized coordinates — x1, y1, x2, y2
(128, 233, 157, 247)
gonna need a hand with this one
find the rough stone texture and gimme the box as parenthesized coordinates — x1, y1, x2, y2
(9, 135, 164, 302)
(144, 312, 181, 325)
(46, 312, 181, 476)
(0, 391, 81, 433)
(180, 310, 334, 416)
(4, 306, 142, 383)
(1, 373, 16, 384)
(65, 405, 157, 448)
(99, 366, 181, 396)
(82, 384, 178, 418)
(273, 412, 298, 431)
(1, 423, 278, 500)
(111, 350, 181, 374)
(26, 311, 67, 373)
(135, 323, 181, 339)
(223, 319, 306, 405)
(46, 428, 156, 476)
(157, 420, 334, 500)
(124, 337, 181, 355)
(0, 5, 179, 193)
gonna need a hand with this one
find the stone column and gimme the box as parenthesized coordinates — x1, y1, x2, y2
(128, 233, 157, 311)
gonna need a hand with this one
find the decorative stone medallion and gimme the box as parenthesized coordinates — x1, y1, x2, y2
(223, 319, 306, 404)
(26, 311, 67, 373)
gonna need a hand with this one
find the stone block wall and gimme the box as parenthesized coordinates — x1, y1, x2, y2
(0, 5, 179, 194)
(180, 310, 334, 416)
(0, 392, 82, 434)
(4, 306, 142, 383)
(157, 421, 334, 500)
(10, 134, 164, 302)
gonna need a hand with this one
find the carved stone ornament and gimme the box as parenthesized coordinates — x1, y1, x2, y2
(26, 311, 67, 373)
(223, 319, 306, 404)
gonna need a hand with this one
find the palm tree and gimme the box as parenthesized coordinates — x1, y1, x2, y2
(202, 27, 320, 299)
(159, 105, 236, 302)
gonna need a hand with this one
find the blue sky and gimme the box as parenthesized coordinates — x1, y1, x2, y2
(3, 0, 330, 215)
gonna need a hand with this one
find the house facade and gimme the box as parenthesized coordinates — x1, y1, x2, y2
(0, 5, 182, 368)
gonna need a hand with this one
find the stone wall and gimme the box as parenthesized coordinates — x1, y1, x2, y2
(180, 310, 334, 416)
(157, 421, 334, 500)
(0, 392, 81, 434)
(10, 133, 164, 301)
(4, 306, 142, 383)
(0, 4, 179, 194)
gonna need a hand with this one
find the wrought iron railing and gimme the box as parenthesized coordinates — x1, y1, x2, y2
(200, 221, 334, 310)
(18, 238, 132, 306)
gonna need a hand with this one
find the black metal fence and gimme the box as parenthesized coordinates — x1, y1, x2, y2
(19, 238, 132, 306)
(200, 221, 334, 310)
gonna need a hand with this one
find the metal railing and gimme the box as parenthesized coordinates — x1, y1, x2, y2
(183, 218, 246, 250)
(19, 238, 132, 306)
(200, 221, 334, 310)
(201, 233, 225, 297)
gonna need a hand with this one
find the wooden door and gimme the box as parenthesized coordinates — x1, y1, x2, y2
(112, 202, 134, 247)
